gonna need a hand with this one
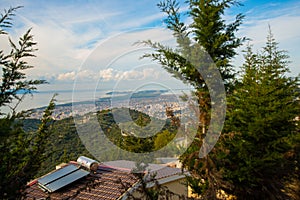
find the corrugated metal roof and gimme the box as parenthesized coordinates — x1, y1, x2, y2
(103, 160, 184, 179)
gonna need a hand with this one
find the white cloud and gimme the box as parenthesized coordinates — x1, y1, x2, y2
(57, 71, 76, 81)
(217, 0, 299, 77)
(98, 68, 162, 82)
(1, 0, 299, 88)
(57, 70, 99, 82)
(143, 68, 160, 79)
(235, 14, 300, 76)
(241, 15, 300, 45)
(0, 1, 177, 85)
(82, 28, 175, 72)
(56, 67, 162, 82)
(119, 70, 141, 80)
(99, 68, 116, 81)
(77, 70, 97, 80)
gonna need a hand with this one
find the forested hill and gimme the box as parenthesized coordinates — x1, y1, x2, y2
(23, 108, 179, 177)
(23, 117, 93, 177)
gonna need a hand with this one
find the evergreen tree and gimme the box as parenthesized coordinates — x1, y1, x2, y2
(140, 0, 245, 198)
(222, 29, 299, 199)
(0, 7, 55, 199)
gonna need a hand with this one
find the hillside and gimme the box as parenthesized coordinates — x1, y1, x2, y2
(24, 108, 180, 176)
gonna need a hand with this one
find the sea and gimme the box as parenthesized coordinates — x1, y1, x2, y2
(3, 88, 191, 114)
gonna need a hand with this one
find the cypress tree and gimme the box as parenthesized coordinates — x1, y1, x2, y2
(223, 29, 299, 199)
(141, 0, 245, 198)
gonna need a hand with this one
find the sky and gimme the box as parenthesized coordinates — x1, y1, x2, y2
(0, 0, 299, 99)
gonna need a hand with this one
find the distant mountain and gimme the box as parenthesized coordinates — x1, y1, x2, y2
(101, 89, 169, 101)
(105, 89, 168, 96)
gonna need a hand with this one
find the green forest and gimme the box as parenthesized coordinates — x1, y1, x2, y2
(0, 0, 299, 199)
(23, 107, 181, 178)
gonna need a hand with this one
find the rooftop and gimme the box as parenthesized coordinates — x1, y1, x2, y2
(24, 158, 187, 200)
(24, 164, 138, 200)
(102, 160, 184, 180)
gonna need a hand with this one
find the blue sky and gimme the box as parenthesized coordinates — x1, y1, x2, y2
(0, 0, 299, 94)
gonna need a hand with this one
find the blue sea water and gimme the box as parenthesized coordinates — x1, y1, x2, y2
(2, 89, 110, 113)
(2, 87, 192, 114)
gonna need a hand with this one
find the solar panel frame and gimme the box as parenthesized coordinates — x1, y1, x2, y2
(38, 164, 89, 193)
(38, 165, 78, 185)
(44, 168, 89, 192)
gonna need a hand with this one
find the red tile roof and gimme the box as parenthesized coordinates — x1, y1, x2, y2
(23, 164, 139, 200)
(23, 160, 187, 199)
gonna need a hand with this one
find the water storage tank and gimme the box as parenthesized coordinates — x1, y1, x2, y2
(77, 156, 99, 171)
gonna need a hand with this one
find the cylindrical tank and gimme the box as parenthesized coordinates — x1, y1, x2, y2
(77, 156, 99, 171)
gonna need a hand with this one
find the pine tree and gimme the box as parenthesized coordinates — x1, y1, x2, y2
(222, 29, 299, 199)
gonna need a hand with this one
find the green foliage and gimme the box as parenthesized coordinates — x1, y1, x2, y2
(0, 96, 56, 199)
(222, 29, 299, 199)
(189, 0, 245, 85)
(141, 0, 245, 198)
(144, 0, 245, 89)
(34, 116, 93, 177)
(22, 108, 180, 177)
(34, 107, 179, 169)
(0, 7, 46, 114)
(126, 163, 192, 200)
(97, 108, 178, 154)
(154, 130, 174, 150)
(0, 7, 22, 35)
(0, 7, 55, 199)
(186, 175, 208, 196)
